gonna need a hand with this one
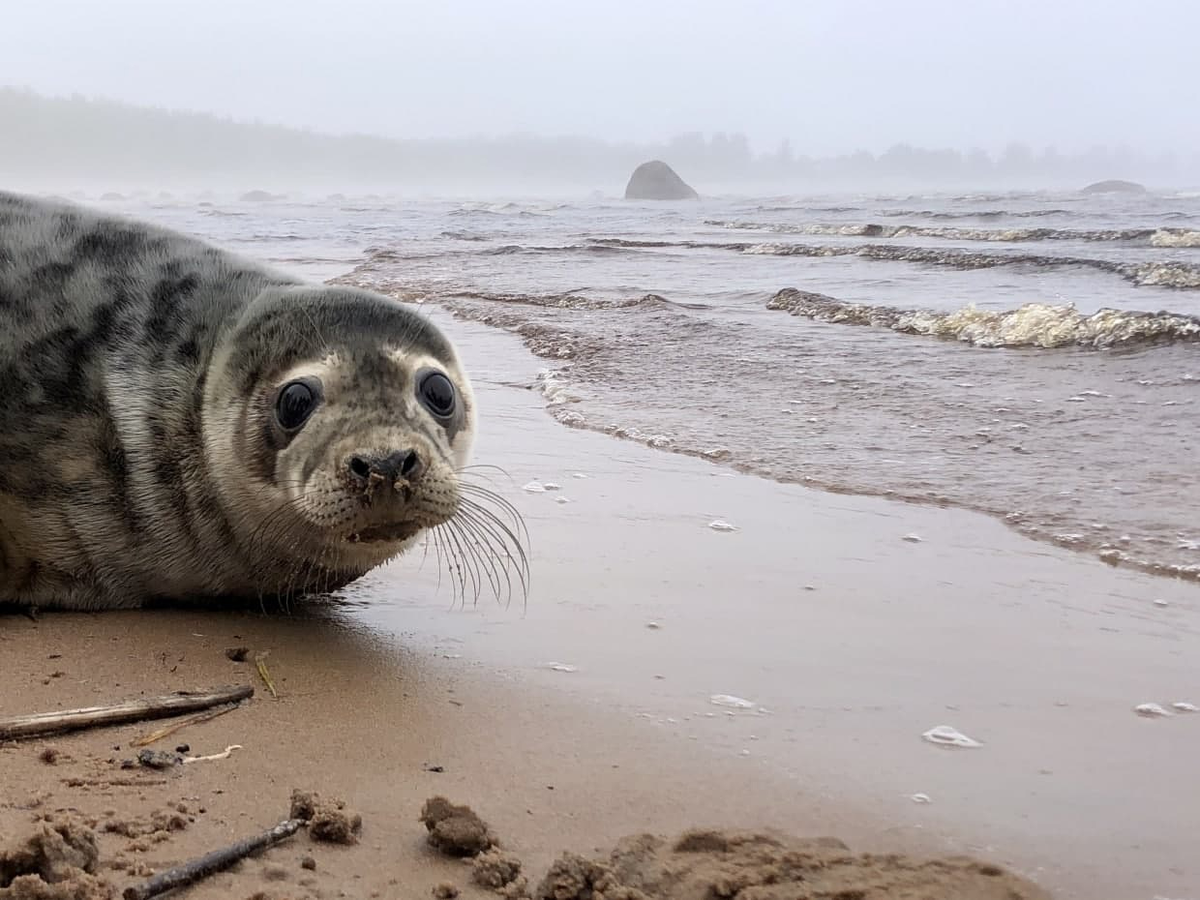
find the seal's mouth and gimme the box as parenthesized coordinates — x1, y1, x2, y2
(347, 521, 425, 544)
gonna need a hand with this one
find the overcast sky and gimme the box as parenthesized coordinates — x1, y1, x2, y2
(2, 0, 1196, 156)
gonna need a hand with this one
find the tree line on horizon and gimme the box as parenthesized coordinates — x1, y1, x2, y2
(2, 87, 1195, 192)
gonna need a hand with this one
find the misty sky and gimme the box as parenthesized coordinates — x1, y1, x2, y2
(2, 0, 1197, 156)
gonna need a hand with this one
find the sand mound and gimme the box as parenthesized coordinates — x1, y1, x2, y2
(415, 797, 1049, 900)
(288, 789, 362, 844)
(0, 817, 115, 900)
(530, 829, 1051, 900)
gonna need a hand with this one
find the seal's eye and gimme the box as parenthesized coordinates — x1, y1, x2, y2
(275, 380, 319, 431)
(418, 371, 456, 420)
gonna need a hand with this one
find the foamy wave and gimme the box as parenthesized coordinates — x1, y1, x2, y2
(707, 219, 1168, 244)
(1131, 262, 1200, 288)
(1150, 229, 1200, 248)
(766, 289, 1200, 349)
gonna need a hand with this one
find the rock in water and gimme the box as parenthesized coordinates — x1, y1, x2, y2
(624, 160, 699, 200)
(1081, 179, 1147, 194)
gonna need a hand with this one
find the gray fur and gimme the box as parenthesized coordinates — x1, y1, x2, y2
(0, 190, 477, 610)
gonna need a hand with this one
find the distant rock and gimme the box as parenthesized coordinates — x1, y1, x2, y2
(99, 192, 125, 201)
(240, 190, 284, 202)
(1081, 179, 1147, 195)
(624, 160, 699, 201)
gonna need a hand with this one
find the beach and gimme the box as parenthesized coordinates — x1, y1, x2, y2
(2, 317, 1196, 900)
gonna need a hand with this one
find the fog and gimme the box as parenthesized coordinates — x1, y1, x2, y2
(2, 0, 1199, 192)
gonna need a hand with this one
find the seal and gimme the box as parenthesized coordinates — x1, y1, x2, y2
(0, 191, 525, 610)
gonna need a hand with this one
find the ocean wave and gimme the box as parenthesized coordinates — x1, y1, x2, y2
(766, 288, 1200, 349)
(585, 237, 1200, 289)
(587, 237, 749, 252)
(448, 202, 553, 218)
(444, 290, 667, 311)
(742, 241, 1200, 289)
(751, 204, 860, 214)
(877, 208, 1073, 219)
(482, 243, 632, 256)
(706, 219, 1194, 245)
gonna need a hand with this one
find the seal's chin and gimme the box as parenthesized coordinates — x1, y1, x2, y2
(347, 521, 426, 544)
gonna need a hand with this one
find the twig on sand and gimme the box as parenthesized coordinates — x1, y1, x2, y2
(0, 685, 254, 741)
(130, 702, 241, 747)
(121, 817, 305, 900)
(255, 651, 278, 699)
(182, 744, 242, 764)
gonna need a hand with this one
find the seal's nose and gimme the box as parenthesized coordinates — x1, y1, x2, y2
(348, 449, 425, 485)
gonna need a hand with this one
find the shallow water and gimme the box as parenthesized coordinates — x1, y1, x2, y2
(83, 188, 1200, 584)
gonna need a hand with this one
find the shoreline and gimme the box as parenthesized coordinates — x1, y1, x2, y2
(378, 287, 1200, 592)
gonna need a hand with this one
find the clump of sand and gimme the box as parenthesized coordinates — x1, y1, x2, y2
(289, 789, 362, 845)
(419, 797, 495, 857)
(473, 849, 526, 897)
(528, 829, 1052, 900)
(0, 817, 116, 900)
(101, 808, 188, 840)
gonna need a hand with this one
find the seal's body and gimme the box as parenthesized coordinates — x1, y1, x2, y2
(0, 191, 481, 610)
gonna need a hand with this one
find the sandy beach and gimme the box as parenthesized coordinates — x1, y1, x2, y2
(1, 317, 1196, 900)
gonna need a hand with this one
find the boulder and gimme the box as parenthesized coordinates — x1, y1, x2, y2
(624, 160, 699, 200)
(1081, 179, 1147, 194)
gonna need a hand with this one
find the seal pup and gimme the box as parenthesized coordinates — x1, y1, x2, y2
(0, 191, 526, 610)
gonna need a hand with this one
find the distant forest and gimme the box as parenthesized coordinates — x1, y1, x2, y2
(2, 87, 1196, 194)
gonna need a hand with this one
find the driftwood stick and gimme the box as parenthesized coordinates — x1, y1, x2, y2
(130, 702, 240, 747)
(122, 817, 304, 900)
(0, 685, 254, 741)
(254, 651, 278, 699)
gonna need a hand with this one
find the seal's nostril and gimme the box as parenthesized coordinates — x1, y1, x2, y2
(348, 456, 371, 479)
(398, 449, 421, 479)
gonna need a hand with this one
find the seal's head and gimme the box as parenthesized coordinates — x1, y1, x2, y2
(205, 285, 487, 586)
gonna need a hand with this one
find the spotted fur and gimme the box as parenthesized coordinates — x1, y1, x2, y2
(0, 191, 476, 609)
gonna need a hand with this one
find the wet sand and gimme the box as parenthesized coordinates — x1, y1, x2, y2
(2, 318, 1197, 899)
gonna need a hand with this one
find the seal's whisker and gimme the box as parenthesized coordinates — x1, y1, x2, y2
(440, 519, 482, 608)
(431, 523, 467, 608)
(430, 527, 449, 599)
(297, 303, 332, 357)
(449, 512, 513, 608)
(456, 464, 518, 487)
(453, 520, 530, 607)
(243, 497, 311, 561)
(416, 529, 436, 574)
(457, 483, 530, 544)
(456, 497, 531, 587)
(457, 507, 531, 596)
(444, 514, 505, 606)
(452, 503, 530, 608)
